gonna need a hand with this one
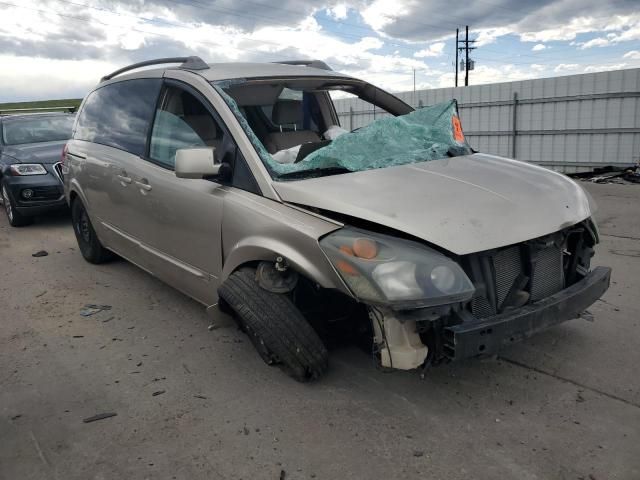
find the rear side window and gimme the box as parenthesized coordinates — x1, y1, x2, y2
(75, 79, 162, 155)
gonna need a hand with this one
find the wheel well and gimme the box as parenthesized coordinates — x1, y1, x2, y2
(69, 190, 78, 204)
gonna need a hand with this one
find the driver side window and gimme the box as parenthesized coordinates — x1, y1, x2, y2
(149, 86, 223, 169)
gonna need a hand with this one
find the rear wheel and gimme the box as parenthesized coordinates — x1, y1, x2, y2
(71, 198, 113, 264)
(1, 184, 33, 227)
(218, 269, 329, 382)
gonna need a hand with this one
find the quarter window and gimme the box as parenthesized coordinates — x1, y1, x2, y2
(149, 86, 223, 169)
(75, 79, 161, 156)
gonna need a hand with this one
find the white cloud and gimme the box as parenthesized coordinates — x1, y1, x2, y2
(530, 63, 546, 72)
(413, 42, 445, 58)
(531, 43, 546, 51)
(326, 4, 348, 20)
(554, 63, 580, 73)
(578, 37, 611, 49)
(474, 27, 511, 47)
(438, 64, 532, 88)
(360, 0, 412, 33)
(623, 50, 640, 59)
(584, 63, 627, 73)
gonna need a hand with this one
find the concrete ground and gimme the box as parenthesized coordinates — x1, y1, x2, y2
(1, 183, 639, 480)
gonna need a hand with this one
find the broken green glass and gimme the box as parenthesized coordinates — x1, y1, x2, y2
(213, 82, 470, 179)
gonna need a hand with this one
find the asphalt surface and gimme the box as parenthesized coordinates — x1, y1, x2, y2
(1, 182, 639, 480)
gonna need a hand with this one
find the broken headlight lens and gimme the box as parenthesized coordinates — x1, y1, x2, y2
(10, 164, 47, 176)
(320, 227, 475, 309)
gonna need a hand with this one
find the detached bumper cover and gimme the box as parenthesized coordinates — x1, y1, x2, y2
(444, 266, 611, 360)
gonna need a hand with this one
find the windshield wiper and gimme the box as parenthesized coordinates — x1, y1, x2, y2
(277, 166, 352, 180)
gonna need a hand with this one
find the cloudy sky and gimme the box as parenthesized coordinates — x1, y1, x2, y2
(1, 0, 639, 102)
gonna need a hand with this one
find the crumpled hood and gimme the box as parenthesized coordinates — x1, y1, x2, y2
(273, 153, 592, 255)
(1, 140, 66, 164)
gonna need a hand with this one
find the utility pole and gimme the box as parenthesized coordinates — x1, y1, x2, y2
(465, 25, 470, 86)
(454, 28, 459, 87)
(413, 68, 416, 105)
(456, 25, 477, 87)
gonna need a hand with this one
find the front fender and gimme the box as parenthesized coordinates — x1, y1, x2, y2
(220, 190, 351, 296)
(222, 235, 343, 291)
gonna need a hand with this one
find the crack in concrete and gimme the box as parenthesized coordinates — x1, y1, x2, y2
(498, 356, 640, 410)
(601, 233, 640, 242)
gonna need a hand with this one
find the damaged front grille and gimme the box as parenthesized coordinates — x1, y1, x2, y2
(464, 230, 575, 319)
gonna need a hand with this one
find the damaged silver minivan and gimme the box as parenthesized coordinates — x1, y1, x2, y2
(64, 57, 611, 381)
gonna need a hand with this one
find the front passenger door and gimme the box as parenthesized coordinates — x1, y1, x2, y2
(122, 82, 230, 305)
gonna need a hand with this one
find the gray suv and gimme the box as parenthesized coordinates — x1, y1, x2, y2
(64, 56, 611, 381)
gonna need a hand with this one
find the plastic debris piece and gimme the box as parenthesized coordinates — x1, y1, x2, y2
(32, 250, 48, 257)
(80, 304, 112, 317)
(83, 412, 117, 423)
(152, 390, 165, 397)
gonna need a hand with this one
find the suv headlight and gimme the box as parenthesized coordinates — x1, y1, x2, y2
(320, 227, 475, 309)
(10, 164, 47, 176)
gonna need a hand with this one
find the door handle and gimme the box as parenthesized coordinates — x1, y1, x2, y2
(116, 174, 132, 185)
(135, 180, 152, 192)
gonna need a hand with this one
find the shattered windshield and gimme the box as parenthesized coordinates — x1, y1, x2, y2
(212, 81, 471, 181)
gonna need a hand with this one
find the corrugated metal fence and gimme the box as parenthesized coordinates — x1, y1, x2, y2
(333, 68, 640, 173)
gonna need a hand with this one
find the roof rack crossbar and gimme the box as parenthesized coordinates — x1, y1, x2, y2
(273, 60, 333, 71)
(100, 56, 209, 82)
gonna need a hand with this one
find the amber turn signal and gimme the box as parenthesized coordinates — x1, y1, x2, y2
(353, 238, 377, 259)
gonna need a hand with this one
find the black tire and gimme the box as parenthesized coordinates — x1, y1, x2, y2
(1, 183, 33, 227)
(71, 198, 113, 264)
(218, 269, 329, 382)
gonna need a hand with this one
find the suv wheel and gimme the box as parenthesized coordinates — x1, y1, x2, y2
(1, 184, 33, 227)
(71, 198, 113, 264)
(218, 269, 329, 382)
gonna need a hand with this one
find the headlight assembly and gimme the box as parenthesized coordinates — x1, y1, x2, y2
(320, 227, 475, 309)
(10, 164, 47, 176)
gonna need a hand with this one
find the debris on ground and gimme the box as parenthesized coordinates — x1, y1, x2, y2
(152, 390, 165, 397)
(413, 450, 425, 457)
(570, 165, 640, 185)
(82, 412, 117, 423)
(32, 250, 48, 257)
(194, 394, 207, 400)
(80, 304, 112, 317)
(35, 291, 47, 298)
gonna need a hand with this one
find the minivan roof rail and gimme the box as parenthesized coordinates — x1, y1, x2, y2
(0, 106, 77, 115)
(100, 56, 209, 82)
(273, 60, 333, 71)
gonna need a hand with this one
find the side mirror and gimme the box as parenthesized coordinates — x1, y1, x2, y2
(175, 147, 230, 180)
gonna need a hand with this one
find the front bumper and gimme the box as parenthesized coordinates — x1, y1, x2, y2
(443, 266, 611, 360)
(4, 167, 66, 216)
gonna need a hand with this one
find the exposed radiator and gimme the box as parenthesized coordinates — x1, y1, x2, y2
(468, 240, 565, 318)
(529, 244, 564, 301)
